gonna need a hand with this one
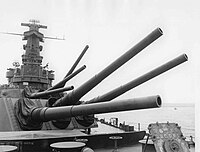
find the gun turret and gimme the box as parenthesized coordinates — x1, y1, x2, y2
(14, 95, 160, 130)
(53, 28, 163, 106)
(6, 23, 188, 131)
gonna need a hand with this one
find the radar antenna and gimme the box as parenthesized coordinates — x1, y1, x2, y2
(1, 20, 65, 40)
(29, 19, 40, 24)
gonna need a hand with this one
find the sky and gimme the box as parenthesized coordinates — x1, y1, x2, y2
(0, 0, 199, 103)
(0, 1, 199, 102)
(0, 0, 199, 146)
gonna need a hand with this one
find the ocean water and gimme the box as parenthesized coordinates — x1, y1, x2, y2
(97, 105, 195, 140)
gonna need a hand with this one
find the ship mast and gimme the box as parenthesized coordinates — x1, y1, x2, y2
(6, 20, 55, 90)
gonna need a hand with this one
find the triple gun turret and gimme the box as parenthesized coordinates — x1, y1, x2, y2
(14, 27, 187, 130)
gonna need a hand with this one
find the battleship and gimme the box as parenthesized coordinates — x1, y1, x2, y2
(0, 20, 192, 152)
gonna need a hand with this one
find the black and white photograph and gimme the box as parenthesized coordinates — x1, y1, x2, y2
(0, 0, 197, 151)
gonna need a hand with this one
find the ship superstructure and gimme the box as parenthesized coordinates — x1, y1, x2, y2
(6, 20, 54, 90)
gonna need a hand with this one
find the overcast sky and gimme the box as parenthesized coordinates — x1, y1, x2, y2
(0, 0, 199, 105)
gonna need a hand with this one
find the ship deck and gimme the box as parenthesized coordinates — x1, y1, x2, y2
(91, 122, 125, 134)
(92, 122, 195, 152)
(0, 122, 195, 151)
(94, 144, 195, 152)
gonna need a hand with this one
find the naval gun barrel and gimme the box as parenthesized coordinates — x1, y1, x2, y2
(31, 95, 161, 122)
(86, 54, 188, 104)
(65, 45, 89, 77)
(47, 65, 86, 91)
(53, 28, 163, 106)
(47, 45, 88, 91)
(28, 86, 74, 99)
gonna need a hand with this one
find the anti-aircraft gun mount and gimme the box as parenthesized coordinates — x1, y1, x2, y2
(0, 20, 188, 151)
